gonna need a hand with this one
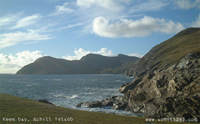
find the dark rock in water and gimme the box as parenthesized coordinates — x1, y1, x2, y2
(112, 102, 129, 111)
(76, 96, 130, 111)
(38, 99, 54, 105)
(76, 103, 83, 107)
(77, 101, 102, 108)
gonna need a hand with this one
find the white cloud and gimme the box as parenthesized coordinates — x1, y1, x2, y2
(77, 0, 129, 12)
(54, 22, 85, 32)
(92, 16, 184, 38)
(128, 53, 143, 58)
(130, 0, 168, 13)
(12, 14, 41, 29)
(0, 51, 43, 73)
(192, 14, 200, 27)
(0, 30, 51, 49)
(63, 48, 113, 60)
(0, 15, 19, 27)
(174, 0, 200, 9)
(54, 2, 74, 15)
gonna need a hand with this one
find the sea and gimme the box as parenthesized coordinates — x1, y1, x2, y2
(0, 74, 140, 116)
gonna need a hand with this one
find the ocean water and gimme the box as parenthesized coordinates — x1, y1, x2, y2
(0, 74, 139, 116)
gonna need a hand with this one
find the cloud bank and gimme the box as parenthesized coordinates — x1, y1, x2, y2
(76, 0, 129, 12)
(0, 51, 43, 73)
(130, 0, 168, 13)
(92, 16, 184, 38)
(63, 48, 113, 60)
(12, 14, 41, 29)
(174, 0, 200, 9)
(0, 30, 51, 49)
(54, 2, 74, 15)
(0, 14, 19, 27)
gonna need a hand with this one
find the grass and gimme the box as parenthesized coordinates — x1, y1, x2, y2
(134, 28, 200, 75)
(0, 94, 198, 124)
(151, 28, 200, 67)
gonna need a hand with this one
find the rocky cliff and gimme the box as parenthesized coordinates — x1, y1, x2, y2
(77, 28, 200, 121)
(120, 28, 200, 120)
(121, 52, 200, 119)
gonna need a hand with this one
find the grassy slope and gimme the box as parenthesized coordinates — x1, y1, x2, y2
(0, 94, 193, 124)
(0, 94, 144, 124)
(133, 28, 200, 76)
(154, 28, 200, 66)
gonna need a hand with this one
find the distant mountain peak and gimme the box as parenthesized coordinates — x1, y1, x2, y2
(80, 54, 105, 61)
(35, 56, 57, 62)
(118, 54, 128, 57)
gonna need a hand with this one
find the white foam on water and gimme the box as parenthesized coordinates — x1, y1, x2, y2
(53, 94, 68, 98)
(70, 94, 79, 99)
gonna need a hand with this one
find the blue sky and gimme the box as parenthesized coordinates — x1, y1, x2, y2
(0, 0, 200, 73)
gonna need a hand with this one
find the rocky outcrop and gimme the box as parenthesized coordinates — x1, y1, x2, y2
(76, 96, 130, 111)
(74, 28, 200, 122)
(121, 52, 200, 120)
(119, 77, 142, 93)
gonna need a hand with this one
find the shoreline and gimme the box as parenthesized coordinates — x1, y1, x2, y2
(0, 93, 198, 124)
(0, 93, 145, 124)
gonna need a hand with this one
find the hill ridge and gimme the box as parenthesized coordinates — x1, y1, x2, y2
(17, 53, 139, 74)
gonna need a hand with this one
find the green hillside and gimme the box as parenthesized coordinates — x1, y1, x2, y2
(132, 28, 200, 76)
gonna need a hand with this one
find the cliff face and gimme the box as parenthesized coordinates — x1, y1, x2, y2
(120, 28, 200, 120)
(17, 54, 139, 74)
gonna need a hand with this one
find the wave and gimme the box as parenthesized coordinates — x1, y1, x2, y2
(103, 88, 118, 91)
(70, 94, 79, 99)
(53, 94, 68, 98)
(53, 94, 79, 99)
(115, 80, 122, 82)
(83, 92, 94, 95)
(43, 78, 62, 81)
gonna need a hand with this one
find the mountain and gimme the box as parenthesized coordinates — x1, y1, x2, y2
(16, 54, 139, 74)
(119, 28, 200, 120)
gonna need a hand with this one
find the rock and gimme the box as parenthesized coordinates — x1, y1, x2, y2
(122, 52, 200, 120)
(112, 102, 129, 110)
(119, 77, 142, 93)
(38, 99, 54, 105)
(76, 96, 130, 111)
(76, 102, 83, 107)
(77, 51, 200, 120)
(77, 101, 102, 108)
(101, 98, 113, 106)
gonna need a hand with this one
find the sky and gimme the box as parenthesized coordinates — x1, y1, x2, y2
(0, 0, 200, 73)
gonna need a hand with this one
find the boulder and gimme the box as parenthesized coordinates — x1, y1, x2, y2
(76, 96, 130, 111)
(76, 101, 102, 108)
